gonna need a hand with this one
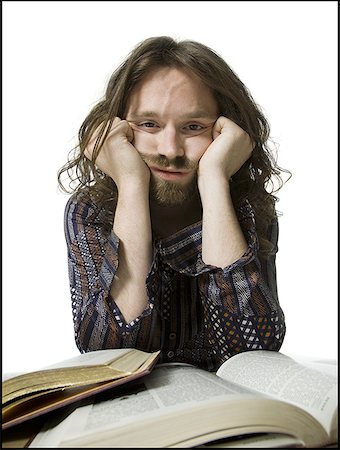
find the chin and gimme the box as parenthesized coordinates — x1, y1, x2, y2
(151, 179, 199, 206)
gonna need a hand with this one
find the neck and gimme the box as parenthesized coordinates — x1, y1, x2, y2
(150, 195, 202, 238)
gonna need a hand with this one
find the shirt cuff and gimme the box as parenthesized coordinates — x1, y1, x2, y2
(107, 294, 154, 331)
(99, 231, 156, 331)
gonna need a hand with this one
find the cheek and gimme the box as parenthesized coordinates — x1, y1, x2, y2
(185, 135, 213, 161)
(132, 131, 156, 153)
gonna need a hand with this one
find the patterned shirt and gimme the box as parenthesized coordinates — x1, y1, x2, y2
(64, 191, 285, 371)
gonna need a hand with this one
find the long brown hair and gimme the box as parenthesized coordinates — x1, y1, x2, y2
(58, 36, 291, 256)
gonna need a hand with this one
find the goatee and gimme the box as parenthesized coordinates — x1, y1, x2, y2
(150, 174, 199, 206)
(140, 153, 199, 206)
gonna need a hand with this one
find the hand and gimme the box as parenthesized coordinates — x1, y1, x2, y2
(84, 117, 150, 189)
(198, 116, 254, 181)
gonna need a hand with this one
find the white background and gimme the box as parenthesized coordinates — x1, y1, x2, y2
(3, 1, 338, 374)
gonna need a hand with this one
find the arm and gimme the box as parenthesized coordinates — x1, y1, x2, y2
(198, 116, 253, 268)
(186, 117, 284, 360)
(64, 194, 155, 353)
(111, 182, 152, 323)
(84, 118, 153, 323)
(159, 211, 285, 366)
(199, 210, 286, 364)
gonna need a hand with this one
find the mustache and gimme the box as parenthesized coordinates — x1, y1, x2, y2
(139, 153, 197, 171)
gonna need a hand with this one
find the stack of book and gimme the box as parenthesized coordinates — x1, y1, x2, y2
(2, 348, 338, 448)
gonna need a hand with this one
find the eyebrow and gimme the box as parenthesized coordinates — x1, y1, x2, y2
(127, 110, 217, 121)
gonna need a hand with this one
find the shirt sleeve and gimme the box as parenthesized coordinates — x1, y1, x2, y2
(158, 200, 286, 363)
(158, 200, 258, 277)
(64, 194, 154, 353)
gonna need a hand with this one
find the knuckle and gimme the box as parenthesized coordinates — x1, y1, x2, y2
(84, 149, 91, 160)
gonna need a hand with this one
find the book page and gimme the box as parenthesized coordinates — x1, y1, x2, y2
(283, 353, 338, 376)
(29, 365, 266, 448)
(2, 372, 25, 382)
(196, 432, 304, 448)
(2, 349, 132, 399)
(41, 348, 132, 369)
(216, 351, 338, 434)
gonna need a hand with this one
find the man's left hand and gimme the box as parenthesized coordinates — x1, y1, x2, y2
(198, 116, 254, 181)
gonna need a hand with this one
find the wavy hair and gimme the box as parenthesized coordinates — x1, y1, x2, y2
(58, 36, 291, 257)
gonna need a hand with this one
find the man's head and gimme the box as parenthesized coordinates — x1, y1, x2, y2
(103, 36, 267, 138)
(74, 36, 271, 201)
(59, 36, 287, 255)
(125, 66, 218, 206)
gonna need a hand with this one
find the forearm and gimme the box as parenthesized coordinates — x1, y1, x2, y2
(110, 183, 152, 323)
(199, 175, 247, 268)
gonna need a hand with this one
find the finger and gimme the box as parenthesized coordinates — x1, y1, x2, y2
(119, 120, 134, 142)
(85, 122, 110, 160)
(212, 116, 230, 139)
(84, 147, 92, 161)
(93, 117, 122, 148)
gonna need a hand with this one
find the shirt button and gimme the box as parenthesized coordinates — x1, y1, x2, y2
(167, 351, 174, 358)
(169, 332, 176, 340)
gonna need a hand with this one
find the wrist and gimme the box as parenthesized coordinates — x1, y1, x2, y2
(198, 170, 230, 197)
(117, 178, 150, 199)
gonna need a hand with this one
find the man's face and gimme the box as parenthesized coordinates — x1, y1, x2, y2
(125, 66, 219, 206)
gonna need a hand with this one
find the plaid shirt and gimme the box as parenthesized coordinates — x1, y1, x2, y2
(64, 192, 285, 371)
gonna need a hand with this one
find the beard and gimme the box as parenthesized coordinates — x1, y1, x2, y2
(140, 153, 199, 206)
(150, 173, 199, 206)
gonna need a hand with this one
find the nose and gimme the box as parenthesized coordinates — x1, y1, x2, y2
(157, 127, 184, 159)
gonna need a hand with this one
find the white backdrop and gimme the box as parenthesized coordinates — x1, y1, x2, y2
(3, 1, 338, 374)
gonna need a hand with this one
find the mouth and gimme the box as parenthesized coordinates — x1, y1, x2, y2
(149, 166, 190, 181)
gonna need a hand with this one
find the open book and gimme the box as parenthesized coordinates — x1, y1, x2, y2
(2, 348, 160, 431)
(23, 350, 337, 448)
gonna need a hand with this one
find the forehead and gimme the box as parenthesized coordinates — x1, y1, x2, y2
(126, 66, 218, 117)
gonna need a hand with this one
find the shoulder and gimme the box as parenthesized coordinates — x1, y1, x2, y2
(65, 190, 96, 221)
(64, 189, 114, 228)
(238, 199, 279, 229)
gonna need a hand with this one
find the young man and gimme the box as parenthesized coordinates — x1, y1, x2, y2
(58, 36, 288, 371)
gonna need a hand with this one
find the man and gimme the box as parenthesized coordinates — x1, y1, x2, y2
(58, 36, 287, 371)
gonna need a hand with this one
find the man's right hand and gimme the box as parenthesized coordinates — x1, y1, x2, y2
(84, 117, 150, 189)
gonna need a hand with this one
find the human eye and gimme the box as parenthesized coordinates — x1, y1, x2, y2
(139, 121, 158, 129)
(188, 124, 204, 130)
(134, 121, 160, 133)
(183, 123, 207, 134)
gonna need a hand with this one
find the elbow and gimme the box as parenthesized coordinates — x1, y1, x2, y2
(259, 309, 286, 351)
